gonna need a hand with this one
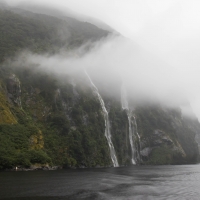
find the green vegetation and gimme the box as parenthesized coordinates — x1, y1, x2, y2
(108, 100, 130, 165)
(0, 6, 199, 169)
(0, 65, 112, 168)
(0, 92, 17, 124)
(147, 146, 174, 165)
(0, 8, 109, 63)
(0, 123, 51, 169)
(0, 7, 111, 169)
(135, 105, 199, 164)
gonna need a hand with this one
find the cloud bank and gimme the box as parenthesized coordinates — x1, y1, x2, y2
(8, 35, 198, 119)
(3, 0, 200, 120)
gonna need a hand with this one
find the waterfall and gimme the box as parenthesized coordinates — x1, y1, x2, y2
(133, 116, 141, 162)
(127, 111, 136, 164)
(17, 81, 22, 109)
(121, 85, 141, 164)
(84, 70, 119, 167)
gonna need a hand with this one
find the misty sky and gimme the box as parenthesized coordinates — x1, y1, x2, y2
(5, 0, 200, 120)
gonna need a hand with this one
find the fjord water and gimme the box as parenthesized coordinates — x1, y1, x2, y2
(1, 165, 200, 200)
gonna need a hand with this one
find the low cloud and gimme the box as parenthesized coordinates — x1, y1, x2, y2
(8, 35, 199, 120)
(3, 0, 200, 120)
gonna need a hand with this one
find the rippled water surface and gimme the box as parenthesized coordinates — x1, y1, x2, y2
(1, 165, 200, 200)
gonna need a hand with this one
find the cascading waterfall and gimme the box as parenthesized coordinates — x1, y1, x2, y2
(127, 111, 136, 164)
(17, 82, 22, 109)
(121, 85, 136, 164)
(55, 88, 70, 120)
(54, 89, 61, 109)
(12, 75, 22, 109)
(84, 70, 119, 167)
(121, 84, 141, 164)
(133, 116, 141, 162)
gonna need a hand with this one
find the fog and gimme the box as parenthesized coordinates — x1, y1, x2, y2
(3, 0, 200, 120)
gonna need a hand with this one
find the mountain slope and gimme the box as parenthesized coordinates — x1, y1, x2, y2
(0, 7, 110, 62)
(15, 3, 116, 32)
(0, 6, 199, 169)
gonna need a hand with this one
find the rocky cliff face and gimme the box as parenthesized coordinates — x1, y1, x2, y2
(135, 106, 200, 164)
(140, 129, 186, 164)
(0, 69, 200, 169)
(0, 6, 200, 169)
(7, 74, 22, 107)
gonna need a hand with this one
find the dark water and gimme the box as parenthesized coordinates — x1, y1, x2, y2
(1, 165, 200, 200)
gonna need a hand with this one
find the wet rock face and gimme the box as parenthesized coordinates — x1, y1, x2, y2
(153, 130, 173, 146)
(140, 147, 152, 157)
(140, 129, 186, 163)
(7, 74, 22, 107)
(140, 129, 174, 151)
(195, 134, 200, 153)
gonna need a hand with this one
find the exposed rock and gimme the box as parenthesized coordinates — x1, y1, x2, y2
(82, 113, 89, 125)
(70, 126, 77, 131)
(0, 6, 200, 169)
(152, 130, 173, 146)
(154, 129, 164, 136)
(6, 74, 22, 107)
(162, 136, 173, 145)
(140, 128, 187, 164)
(157, 130, 176, 145)
(195, 134, 200, 153)
(0, 92, 17, 124)
(140, 147, 152, 157)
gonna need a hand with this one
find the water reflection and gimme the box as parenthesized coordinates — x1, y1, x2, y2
(1, 165, 200, 200)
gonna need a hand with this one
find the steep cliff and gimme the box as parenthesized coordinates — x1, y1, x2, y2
(0, 5, 200, 169)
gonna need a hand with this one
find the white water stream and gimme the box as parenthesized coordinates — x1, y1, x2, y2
(85, 70, 119, 167)
(121, 85, 141, 164)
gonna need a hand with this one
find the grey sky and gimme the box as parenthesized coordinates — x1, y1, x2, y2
(5, 0, 200, 120)
(7, 0, 200, 38)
